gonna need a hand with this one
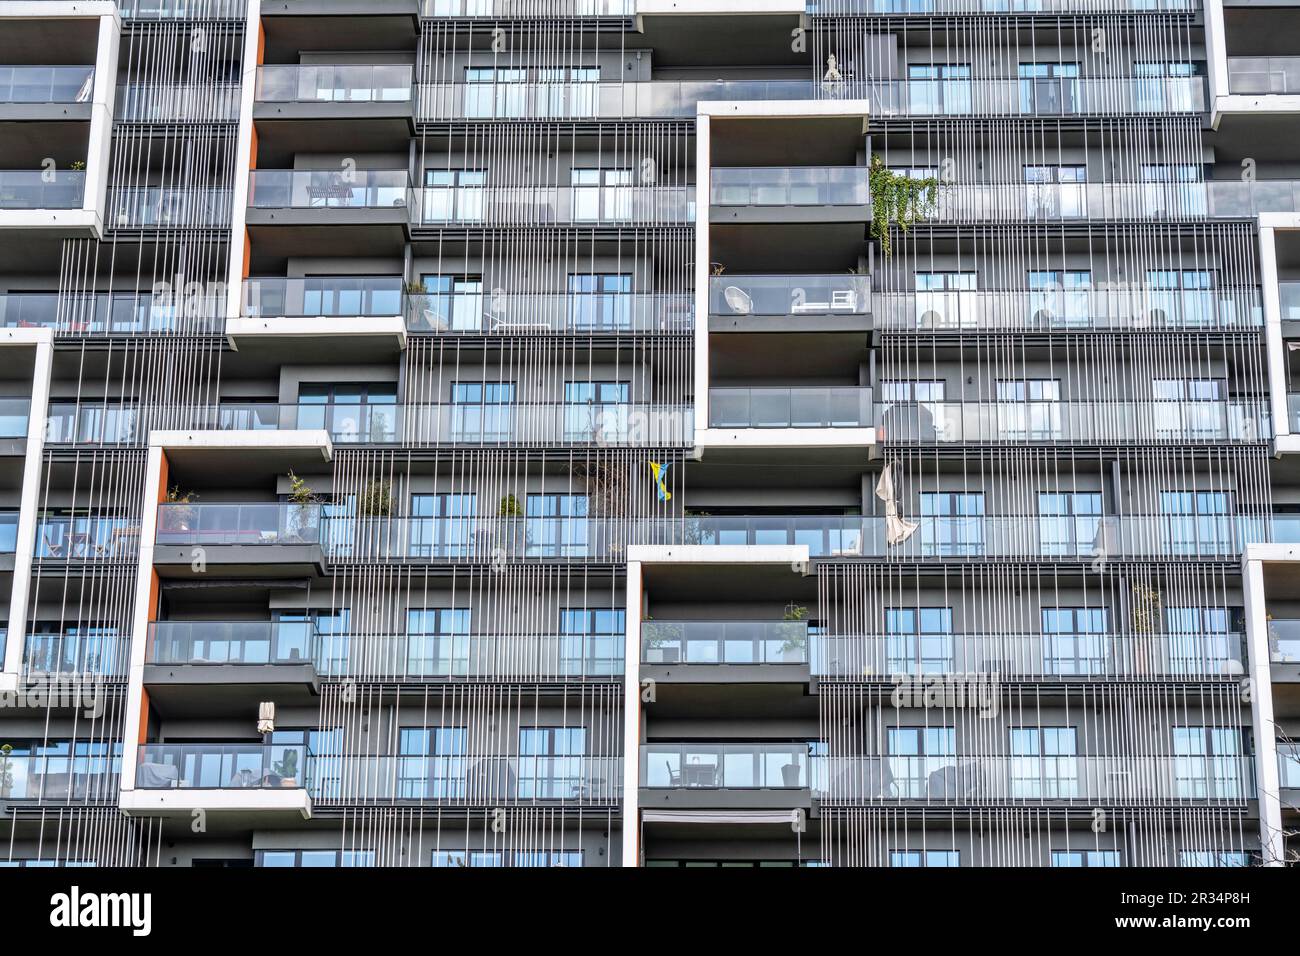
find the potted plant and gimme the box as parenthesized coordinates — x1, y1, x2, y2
(359, 480, 392, 518)
(69, 160, 86, 172)
(273, 748, 299, 788)
(779, 603, 809, 663)
(164, 485, 198, 532)
(285, 470, 319, 542)
(0, 743, 14, 799)
(868, 153, 940, 257)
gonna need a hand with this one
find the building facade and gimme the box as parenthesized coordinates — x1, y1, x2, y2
(0, 0, 1295, 868)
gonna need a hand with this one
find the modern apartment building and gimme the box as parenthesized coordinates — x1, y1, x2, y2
(0, 0, 1296, 869)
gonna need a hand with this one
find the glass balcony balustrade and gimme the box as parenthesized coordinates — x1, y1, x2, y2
(0, 171, 85, 210)
(148, 621, 319, 665)
(0, 66, 93, 103)
(34, 514, 139, 560)
(418, 184, 694, 225)
(0, 399, 30, 439)
(22, 631, 129, 678)
(0, 748, 120, 801)
(709, 167, 869, 206)
(816, 755, 1251, 803)
(255, 64, 413, 103)
(314, 632, 623, 679)
(241, 276, 405, 319)
(641, 743, 818, 789)
(311, 754, 621, 803)
(812, 631, 1247, 678)
(875, 288, 1262, 331)
(709, 275, 871, 317)
(641, 621, 809, 664)
(154, 503, 322, 547)
(248, 170, 413, 210)
(0, 291, 224, 333)
(1227, 57, 1300, 94)
(876, 400, 1271, 443)
(1268, 619, 1300, 664)
(407, 291, 693, 333)
(709, 388, 873, 428)
(135, 743, 312, 790)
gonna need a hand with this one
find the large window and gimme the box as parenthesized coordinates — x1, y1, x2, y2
(259, 849, 375, 868)
(1018, 62, 1080, 114)
(423, 168, 486, 223)
(1152, 377, 1224, 440)
(450, 381, 515, 442)
(1042, 607, 1109, 676)
(406, 607, 472, 676)
(890, 850, 960, 867)
(913, 271, 976, 329)
(1028, 270, 1092, 328)
(409, 493, 477, 559)
(1009, 727, 1079, 798)
(297, 383, 398, 443)
(1147, 269, 1214, 328)
(1165, 606, 1237, 675)
(517, 727, 587, 799)
(1159, 490, 1233, 556)
(920, 492, 984, 557)
(1051, 850, 1121, 867)
(416, 274, 484, 332)
(23, 623, 122, 677)
(887, 726, 957, 798)
(996, 379, 1061, 440)
(571, 168, 632, 221)
(1023, 164, 1086, 218)
(1134, 61, 1197, 112)
(1172, 726, 1244, 799)
(559, 607, 625, 676)
(526, 493, 590, 557)
(564, 380, 630, 442)
(277, 608, 349, 675)
(398, 727, 467, 799)
(568, 273, 632, 330)
(1038, 492, 1102, 558)
(907, 64, 972, 115)
(885, 607, 954, 674)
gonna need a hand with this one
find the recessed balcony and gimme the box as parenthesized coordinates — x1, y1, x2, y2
(35, 514, 139, 563)
(416, 183, 695, 229)
(640, 742, 816, 810)
(143, 621, 321, 708)
(316, 632, 623, 681)
(0, 398, 29, 455)
(0, 291, 224, 335)
(703, 387, 875, 452)
(229, 276, 407, 354)
(420, 0, 634, 15)
(641, 620, 811, 684)
(709, 166, 869, 224)
(406, 290, 693, 334)
(114, 82, 241, 123)
(107, 185, 233, 229)
(254, 64, 414, 123)
(123, 742, 313, 818)
(708, 274, 871, 333)
(152, 502, 327, 578)
(0, 170, 85, 210)
(21, 629, 130, 680)
(246, 169, 414, 224)
(1269, 619, 1300, 681)
(0, 66, 94, 120)
(0, 509, 16, 571)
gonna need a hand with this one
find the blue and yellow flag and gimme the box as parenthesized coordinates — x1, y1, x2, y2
(649, 461, 671, 502)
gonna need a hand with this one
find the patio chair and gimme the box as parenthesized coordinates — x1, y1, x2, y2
(723, 286, 752, 315)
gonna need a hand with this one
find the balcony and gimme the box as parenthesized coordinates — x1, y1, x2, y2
(0, 171, 85, 210)
(421, 0, 634, 13)
(876, 288, 1263, 332)
(877, 399, 1271, 445)
(406, 291, 693, 334)
(641, 743, 816, 810)
(709, 167, 869, 223)
(1281, 281, 1300, 334)
(416, 184, 695, 227)
(808, 0, 1196, 10)
(312, 754, 621, 805)
(125, 742, 313, 817)
(246, 169, 415, 231)
(231, 276, 407, 351)
(0, 291, 225, 335)
(22, 631, 130, 679)
(117, 0, 249, 17)
(34, 514, 139, 562)
(641, 620, 812, 685)
(315, 632, 623, 680)
(0, 398, 30, 453)
(1227, 56, 1300, 95)
(1268, 619, 1300, 680)
(817, 755, 1251, 805)
(415, 76, 1204, 122)
(114, 83, 241, 123)
(107, 186, 233, 228)
(708, 387, 873, 428)
(144, 621, 321, 704)
(0, 66, 93, 120)
(1280, 743, 1300, 792)
(812, 632, 1247, 679)
(254, 64, 414, 123)
(153, 503, 327, 578)
(918, 180, 1300, 223)
(0, 751, 119, 802)
(708, 275, 871, 333)
(0, 511, 17, 563)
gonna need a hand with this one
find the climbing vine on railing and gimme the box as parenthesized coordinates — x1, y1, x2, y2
(869, 154, 940, 257)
